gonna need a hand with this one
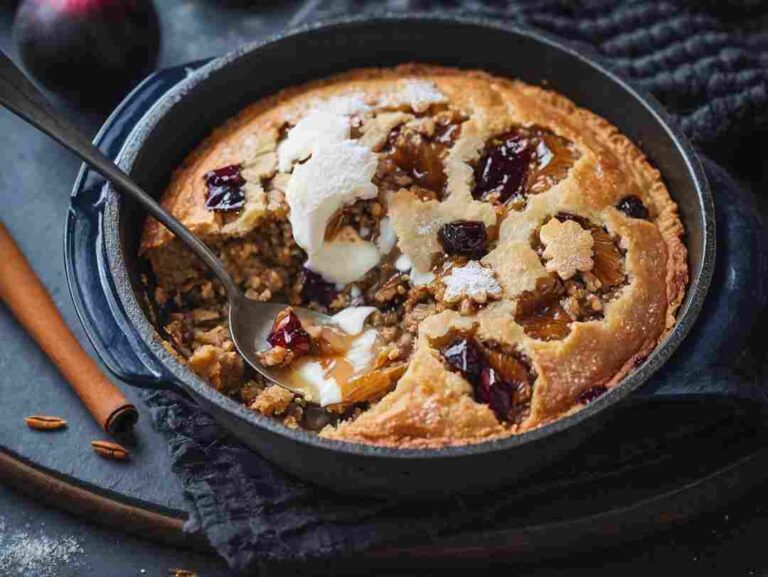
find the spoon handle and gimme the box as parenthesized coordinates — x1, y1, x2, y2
(0, 50, 238, 297)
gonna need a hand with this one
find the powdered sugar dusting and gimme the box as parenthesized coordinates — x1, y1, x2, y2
(318, 93, 371, 116)
(417, 221, 439, 236)
(332, 306, 377, 335)
(381, 80, 447, 113)
(0, 516, 84, 576)
(443, 261, 502, 303)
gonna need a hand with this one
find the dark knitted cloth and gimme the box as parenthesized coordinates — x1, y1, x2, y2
(294, 0, 768, 170)
(143, 1, 768, 573)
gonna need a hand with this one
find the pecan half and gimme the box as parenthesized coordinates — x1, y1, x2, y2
(91, 440, 130, 461)
(25, 415, 67, 431)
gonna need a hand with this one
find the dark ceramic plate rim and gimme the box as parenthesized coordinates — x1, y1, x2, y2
(102, 14, 715, 459)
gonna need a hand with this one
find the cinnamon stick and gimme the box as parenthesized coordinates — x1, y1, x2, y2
(0, 222, 137, 434)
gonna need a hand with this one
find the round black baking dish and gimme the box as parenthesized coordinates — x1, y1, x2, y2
(66, 16, 720, 498)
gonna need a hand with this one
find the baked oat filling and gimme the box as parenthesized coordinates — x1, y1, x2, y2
(140, 66, 687, 448)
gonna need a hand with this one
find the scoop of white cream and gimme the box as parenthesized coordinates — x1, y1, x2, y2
(332, 306, 377, 335)
(277, 109, 350, 172)
(292, 328, 380, 406)
(277, 93, 370, 172)
(294, 361, 343, 406)
(306, 237, 380, 285)
(393, 253, 435, 286)
(286, 140, 379, 283)
(280, 81, 449, 286)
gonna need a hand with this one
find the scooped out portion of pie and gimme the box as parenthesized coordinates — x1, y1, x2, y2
(140, 65, 687, 448)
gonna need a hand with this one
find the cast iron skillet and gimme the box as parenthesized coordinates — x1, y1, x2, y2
(69, 16, 717, 498)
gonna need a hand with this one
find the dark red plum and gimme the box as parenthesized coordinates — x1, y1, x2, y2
(440, 337, 484, 384)
(14, 0, 160, 105)
(472, 131, 533, 203)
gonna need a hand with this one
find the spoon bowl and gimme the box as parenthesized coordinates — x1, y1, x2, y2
(228, 294, 343, 399)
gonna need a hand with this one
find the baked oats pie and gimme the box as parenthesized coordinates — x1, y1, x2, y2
(140, 65, 688, 448)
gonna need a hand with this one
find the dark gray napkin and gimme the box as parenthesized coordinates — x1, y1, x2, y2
(144, 0, 768, 572)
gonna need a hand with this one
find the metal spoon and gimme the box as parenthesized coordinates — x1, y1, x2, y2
(0, 51, 338, 401)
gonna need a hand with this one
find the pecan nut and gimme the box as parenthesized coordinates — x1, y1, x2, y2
(25, 415, 67, 431)
(91, 440, 130, 461)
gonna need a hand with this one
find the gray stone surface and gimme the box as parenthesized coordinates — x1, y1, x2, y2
(0, 483, 228, 577)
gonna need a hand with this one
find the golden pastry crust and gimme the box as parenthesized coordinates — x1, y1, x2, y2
(141, 65, 688, 448)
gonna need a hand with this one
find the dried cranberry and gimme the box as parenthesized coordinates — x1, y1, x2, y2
(616, 196, 649, 219)
(472, 132, 533, 203)
(440, 337, 484, 384)
(438, 221, 487, 259)
(204, 164, 246, 211)
(476, 367, 523, 422)
(267, 310, 311, 356)
(300, 268, 337, 307)
(577, 385, 608, 405)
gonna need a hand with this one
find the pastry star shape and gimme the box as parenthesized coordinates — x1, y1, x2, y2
(539, 217, 594, 280)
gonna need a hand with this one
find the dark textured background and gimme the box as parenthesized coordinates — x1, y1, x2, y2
(1, 0, 767, 575)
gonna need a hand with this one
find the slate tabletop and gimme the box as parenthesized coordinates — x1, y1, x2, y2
(2, 1, 768, 576)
